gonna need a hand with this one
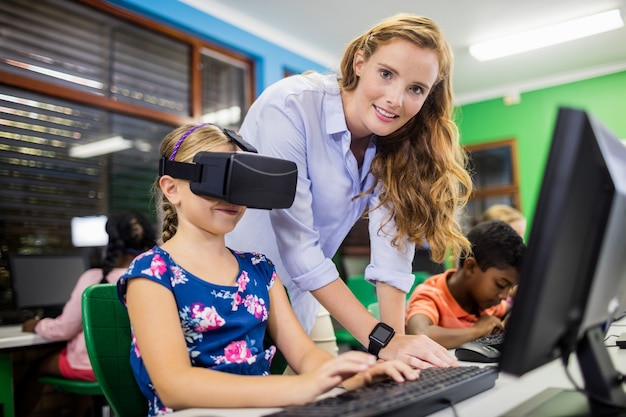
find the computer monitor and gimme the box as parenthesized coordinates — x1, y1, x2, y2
(9, 254, 88, 317)
(499, 107, 626, 416)
(71, 215, 108, 247)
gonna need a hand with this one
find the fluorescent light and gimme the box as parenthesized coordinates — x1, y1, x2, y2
(201, 105, 242, 126)
(69, 135, 133, 158)
(470, 9, 624, 61)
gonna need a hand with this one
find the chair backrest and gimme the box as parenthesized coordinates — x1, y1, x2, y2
(82, 283, 148, 417)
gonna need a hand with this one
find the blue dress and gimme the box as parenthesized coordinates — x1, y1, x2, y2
(117, 245, 277, 416)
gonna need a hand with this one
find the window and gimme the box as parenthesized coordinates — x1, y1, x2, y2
(0, 0, 254, 311)
(462, 138, 521, 231)
(201, 49, 251, 128)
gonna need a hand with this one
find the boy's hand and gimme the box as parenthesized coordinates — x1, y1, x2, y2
(474, 314, 504, 336)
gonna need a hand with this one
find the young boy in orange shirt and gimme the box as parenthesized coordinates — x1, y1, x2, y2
(405, 220, 526, 349)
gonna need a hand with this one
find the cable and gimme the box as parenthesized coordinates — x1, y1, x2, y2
(604, 333, 620, 346)
(441, 398, 460, 417)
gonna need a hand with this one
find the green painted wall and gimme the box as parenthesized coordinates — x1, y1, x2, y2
(456, 70, 626, 229)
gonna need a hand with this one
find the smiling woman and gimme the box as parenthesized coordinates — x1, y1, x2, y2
(344, 38, 439, 139)
(226, 13, 472, 369)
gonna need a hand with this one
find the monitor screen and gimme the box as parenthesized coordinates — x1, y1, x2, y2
(71, 215, 109, 247)
(9, 254, 88, 315)
(498, 107, 626, 416)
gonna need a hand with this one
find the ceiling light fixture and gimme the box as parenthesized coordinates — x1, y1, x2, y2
(469, 9, 624, 62)
(69, 135, 133, 158)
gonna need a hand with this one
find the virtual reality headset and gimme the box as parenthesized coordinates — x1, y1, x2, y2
(159, 151, 298, 210)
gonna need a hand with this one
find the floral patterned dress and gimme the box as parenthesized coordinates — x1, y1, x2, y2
(117, 245, 277, 416)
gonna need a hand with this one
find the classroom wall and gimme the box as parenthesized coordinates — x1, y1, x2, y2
(105, 0, 329, 94)
(456, 70, 626, 228)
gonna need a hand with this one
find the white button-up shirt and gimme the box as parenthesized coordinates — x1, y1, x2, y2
(226, 72, 415, 333)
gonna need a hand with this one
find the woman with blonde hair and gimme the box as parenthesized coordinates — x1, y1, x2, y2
(226, 13, 471, 368)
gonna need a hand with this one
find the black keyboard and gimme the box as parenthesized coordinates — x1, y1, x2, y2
(474, 332, 505, 349)
(264, 365, 498, 417)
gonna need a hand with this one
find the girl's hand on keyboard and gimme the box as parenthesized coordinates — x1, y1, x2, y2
(341, 358, 420, 391)
(295, 351, 415, 402)
(380, 334, 459, 369)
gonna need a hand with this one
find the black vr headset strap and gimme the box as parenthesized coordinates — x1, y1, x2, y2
(159, 158, 203, 182)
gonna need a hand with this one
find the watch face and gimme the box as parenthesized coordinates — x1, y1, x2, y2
(371, 325, 392, 342)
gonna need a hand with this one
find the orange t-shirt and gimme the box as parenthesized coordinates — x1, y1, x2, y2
(405, 270, 507, 328)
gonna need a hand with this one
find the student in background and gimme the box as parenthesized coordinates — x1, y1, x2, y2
(481, 204, 527, 305)
(226, 12, 470, 369)
(120, 124, 418, 416)
(18, 211, 156, 417)
(405, 220, 525, 349)
(481, 204, 526, 239)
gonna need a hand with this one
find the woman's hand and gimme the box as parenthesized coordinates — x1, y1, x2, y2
(378, 333, 459, 369)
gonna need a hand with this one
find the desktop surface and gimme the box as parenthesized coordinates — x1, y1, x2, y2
(0, 324, 63, 417)
(0, 324, 51, 350)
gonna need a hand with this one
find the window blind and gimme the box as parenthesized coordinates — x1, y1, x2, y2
(0, 0, 190, 114)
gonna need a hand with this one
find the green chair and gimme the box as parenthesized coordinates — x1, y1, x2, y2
(367, 302, 380, 320)
(408, 271, 430, 298)
(82, 283, 148, 417)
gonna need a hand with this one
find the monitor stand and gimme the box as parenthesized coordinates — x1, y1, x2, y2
(503, 326, 626, 417)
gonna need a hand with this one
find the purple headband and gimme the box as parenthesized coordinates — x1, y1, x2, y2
(169, 123, 212, 161)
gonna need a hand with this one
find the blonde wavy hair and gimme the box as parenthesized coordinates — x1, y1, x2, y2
(154, 124, 237, 243)
(481, 204, 524, 224)
(339, 13, 473, 262)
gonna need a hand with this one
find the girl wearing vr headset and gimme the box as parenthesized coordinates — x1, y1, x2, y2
(119, 124, 418, 415)
(226, 13, 470, 368)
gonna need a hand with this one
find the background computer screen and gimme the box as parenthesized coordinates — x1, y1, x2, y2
(9, 254, 88, 314)
(498, 107, 626, 416)
(71, 215, 108, 247)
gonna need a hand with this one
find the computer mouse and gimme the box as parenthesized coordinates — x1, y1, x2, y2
(454, 342, 501, 363)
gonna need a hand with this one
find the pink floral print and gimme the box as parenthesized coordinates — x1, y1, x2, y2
(191, 302, 225, 332)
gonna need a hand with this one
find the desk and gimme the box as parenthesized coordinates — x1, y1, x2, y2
(0, 325, 59, 417)
(164, 335, 626, 417)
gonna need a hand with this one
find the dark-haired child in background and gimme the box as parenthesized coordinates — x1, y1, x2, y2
(405, 220, 525, 349)
(18, 211, 156, 416)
